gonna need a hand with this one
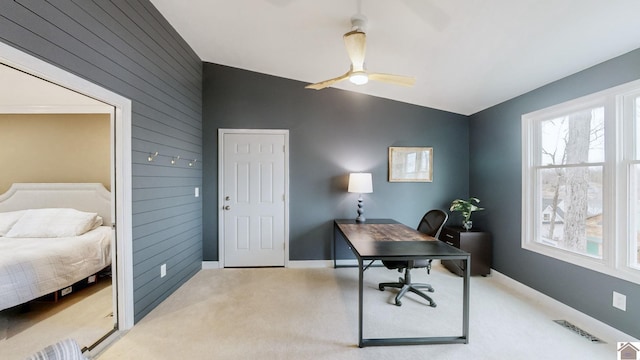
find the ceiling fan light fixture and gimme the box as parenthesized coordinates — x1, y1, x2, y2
(349, 71, 368, 85)
(304, 13, 414, 91)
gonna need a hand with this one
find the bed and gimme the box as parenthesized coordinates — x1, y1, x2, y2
(0, 183, 112, 311)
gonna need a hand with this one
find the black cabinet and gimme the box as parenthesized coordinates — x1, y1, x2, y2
(439, 226, 492, 276)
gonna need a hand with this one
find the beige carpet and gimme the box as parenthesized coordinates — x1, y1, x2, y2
(0, 280, 115, 360)
(95, 265, 636, 360)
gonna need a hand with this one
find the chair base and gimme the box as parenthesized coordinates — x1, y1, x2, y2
(379, 275, 437, 307)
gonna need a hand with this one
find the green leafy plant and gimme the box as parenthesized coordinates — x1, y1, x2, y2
(449, 197, 484, 223)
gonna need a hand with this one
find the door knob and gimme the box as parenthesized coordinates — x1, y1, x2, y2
(224, 205, 231, 210)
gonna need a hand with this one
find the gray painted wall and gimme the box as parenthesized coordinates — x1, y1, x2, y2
(469, 48, 640, 338)
(202, 63, 469, 261)
(0, 0, 203, 322)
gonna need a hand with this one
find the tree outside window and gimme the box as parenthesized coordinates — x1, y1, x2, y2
(538, 108, 604, 258)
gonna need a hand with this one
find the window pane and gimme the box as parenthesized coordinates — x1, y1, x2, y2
(631, 164, 640, 269)
(540, 107, 604, 165)
(538, 166, 603, 258)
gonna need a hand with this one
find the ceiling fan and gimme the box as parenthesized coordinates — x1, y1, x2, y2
(305, 14, 416, 90)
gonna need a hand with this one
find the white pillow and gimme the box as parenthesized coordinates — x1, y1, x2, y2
(5, 208, 101, 238)
(0, 210, 25, 236)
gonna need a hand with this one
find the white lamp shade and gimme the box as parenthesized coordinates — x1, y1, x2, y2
(348, 173, 373, 193)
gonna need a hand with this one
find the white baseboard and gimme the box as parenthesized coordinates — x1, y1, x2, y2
(201, 261, 220, 269)
(490, 269, 638, 342)
(202, 260, 332, 269)
(287, 260, 333, 268)
(287, 259, 441, 268)
(203, 259, 442, 269)
(333, 259, 358, 267)
(490, 269, 570, 309)
(202, 260, 333, 269)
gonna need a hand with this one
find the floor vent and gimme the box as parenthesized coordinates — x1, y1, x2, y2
(553, 320, 605, 343)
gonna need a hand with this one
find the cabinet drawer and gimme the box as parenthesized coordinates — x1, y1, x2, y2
(440, 229, 459, 247)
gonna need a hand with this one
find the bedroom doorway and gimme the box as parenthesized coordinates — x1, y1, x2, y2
(0, 42, 133, 358)
(0, 65, 116, 357)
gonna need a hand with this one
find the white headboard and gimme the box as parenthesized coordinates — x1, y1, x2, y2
(0, 183, 112, 225)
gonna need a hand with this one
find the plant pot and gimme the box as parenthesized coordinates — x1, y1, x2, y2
(462, 220, 473, 231)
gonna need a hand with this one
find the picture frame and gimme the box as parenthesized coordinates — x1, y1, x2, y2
(388, 146, 433, 182)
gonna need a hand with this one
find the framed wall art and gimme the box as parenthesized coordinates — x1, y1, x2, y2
(388, 146, 433, 182)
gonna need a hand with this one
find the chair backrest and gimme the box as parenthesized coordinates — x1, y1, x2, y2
(417, 209, 448, 239)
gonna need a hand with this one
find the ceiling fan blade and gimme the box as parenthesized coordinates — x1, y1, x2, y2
(343, 30, 366, 71)
(305, 72, 351, 90)
(368, 73, 416, 87)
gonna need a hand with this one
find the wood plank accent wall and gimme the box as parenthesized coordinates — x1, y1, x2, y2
(0, 0, 203, 322)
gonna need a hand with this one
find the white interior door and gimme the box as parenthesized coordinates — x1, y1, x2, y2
(220, 130, 288, 267)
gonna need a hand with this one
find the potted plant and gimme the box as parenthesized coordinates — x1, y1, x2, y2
(450, 197, 484, 231)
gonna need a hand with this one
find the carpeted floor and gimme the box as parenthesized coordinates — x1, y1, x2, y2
(94, 264, 637, 359)
(0, 280, 115, 360)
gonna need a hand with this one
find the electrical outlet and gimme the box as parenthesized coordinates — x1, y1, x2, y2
(161, 264, 167, 278)
(613, 291, 626, 311)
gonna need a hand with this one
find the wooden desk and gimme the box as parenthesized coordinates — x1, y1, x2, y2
(333, 219, 471, 347)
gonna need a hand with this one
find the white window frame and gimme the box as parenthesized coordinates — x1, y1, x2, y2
(522, 79, 640, 285)
(620, 89, 640, 277)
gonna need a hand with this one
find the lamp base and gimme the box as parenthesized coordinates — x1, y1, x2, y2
(355, 195, 365, 222)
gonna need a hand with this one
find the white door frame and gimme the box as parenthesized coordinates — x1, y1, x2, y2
(0, 42, 134, 330)
(218, 128, 290, 268)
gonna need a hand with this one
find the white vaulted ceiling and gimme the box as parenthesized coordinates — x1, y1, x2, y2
(150, 0, 640, 115)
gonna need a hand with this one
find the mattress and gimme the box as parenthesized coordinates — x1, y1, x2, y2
(0, 226, 112, 311)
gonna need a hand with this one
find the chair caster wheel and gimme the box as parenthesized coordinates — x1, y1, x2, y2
(428, 288, 435, 293)
(395, 300, 402, 306)
(379, 285, 385, 291)
(430, 303, 437, 308)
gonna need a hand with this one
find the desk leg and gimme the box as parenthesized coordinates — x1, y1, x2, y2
(358, 258, 364, 348)
(462, 256, 470, 343)
(333, 222, 337, 268)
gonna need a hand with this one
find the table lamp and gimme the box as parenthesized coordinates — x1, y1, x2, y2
(348, 173, 373, 222)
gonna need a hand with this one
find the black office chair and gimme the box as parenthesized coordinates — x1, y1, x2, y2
(378, 209, 448, 307)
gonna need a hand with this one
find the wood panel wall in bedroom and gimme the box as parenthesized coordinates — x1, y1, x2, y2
(0, 113, 110, 194)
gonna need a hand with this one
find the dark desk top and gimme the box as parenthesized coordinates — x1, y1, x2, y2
(334, 219, 469, 261)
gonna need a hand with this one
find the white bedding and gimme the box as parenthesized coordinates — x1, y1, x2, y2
(0, 226, 112, 311)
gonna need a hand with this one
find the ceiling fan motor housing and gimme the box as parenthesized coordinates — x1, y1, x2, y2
(350, 14, 367, 32)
